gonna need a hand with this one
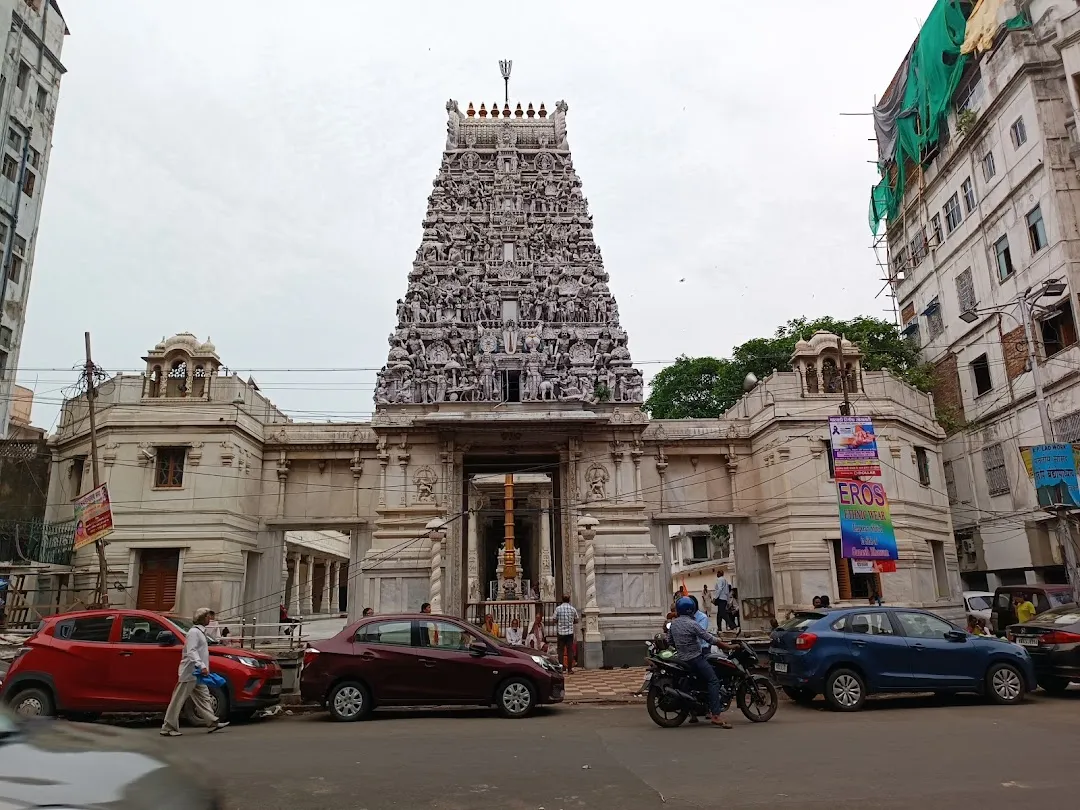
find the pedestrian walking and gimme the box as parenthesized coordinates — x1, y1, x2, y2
(554, 595, 579, 673)
(712, 568, 732, 630)
(702, 586, 712, 619)
(161, 607, 229, 737)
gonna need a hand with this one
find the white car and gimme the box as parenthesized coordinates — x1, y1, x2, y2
(963, 590, 994, 624)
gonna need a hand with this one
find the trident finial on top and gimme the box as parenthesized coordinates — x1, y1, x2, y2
(499, 59, 512, 105)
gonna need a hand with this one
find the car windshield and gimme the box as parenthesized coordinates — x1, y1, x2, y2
(966, 596, 992, 611)
(1047, 592, 1074, 608)
(778, 612, 824, 631)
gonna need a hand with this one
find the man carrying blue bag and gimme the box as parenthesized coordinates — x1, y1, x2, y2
(161, 607, 230, 737)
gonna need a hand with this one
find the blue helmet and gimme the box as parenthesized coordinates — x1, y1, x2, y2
(675, 596, 697, 616)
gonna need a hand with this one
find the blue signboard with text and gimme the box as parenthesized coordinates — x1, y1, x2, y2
(1031, 443, 1080, 508)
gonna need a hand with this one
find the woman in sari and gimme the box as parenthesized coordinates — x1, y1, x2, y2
(482, 613, 501, 638)
(525, 612, 547, 652)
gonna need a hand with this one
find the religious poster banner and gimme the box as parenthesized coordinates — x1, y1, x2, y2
(836, 479, 898, 560)
(1019, 444, 1080, 483)
(73, 483, 115, 551)
(828, 416, 881, 478)
(1030, 443, 1080, 508)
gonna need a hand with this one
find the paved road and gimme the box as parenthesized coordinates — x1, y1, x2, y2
(133, 693, 1080, 809)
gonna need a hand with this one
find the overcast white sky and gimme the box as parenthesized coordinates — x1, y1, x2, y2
(19, 0, 934, 429)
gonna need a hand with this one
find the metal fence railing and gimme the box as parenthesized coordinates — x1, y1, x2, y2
(0, 519, 76, 566)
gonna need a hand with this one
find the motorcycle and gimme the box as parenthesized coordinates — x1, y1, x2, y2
(640, 634, 778, 728)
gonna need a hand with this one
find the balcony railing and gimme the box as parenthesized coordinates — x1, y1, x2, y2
(465, 600, 558, 642)
(0, 519, 77, 566)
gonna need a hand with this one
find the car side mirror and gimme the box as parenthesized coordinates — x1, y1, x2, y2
(157, 631, 178, 646)
(469, 641, 488, 657)
(945, 629, 968, 642)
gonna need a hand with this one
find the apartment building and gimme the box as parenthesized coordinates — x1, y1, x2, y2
(0, 0, 68, 437)
(879, 1, 1080, 590)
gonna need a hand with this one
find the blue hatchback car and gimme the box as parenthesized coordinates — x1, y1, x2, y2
(769, 607, 1036, 711)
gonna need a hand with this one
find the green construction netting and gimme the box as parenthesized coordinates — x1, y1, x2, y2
(869, 0, 970, 234)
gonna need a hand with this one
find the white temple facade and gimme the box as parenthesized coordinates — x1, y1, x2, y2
(39, 97, 961, 665)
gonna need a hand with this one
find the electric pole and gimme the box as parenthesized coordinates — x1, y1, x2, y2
(83, 331, 108, 607)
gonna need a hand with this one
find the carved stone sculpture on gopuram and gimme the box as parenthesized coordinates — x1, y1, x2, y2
(374, 98, 644, 407)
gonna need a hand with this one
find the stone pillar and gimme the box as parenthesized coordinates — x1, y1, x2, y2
(578, 515, 602, 669)
(539, 492, 555, 602)
(329, 562, 340, 613)
(631, 443, 643, 503)
(347, 525, 373, 623)
(299, 555, 313, 616)
(467, 498, 481, 604)
(611, 443, 624, 503)
(429, 536, 443, 614)
(276, 452, 290, 517)
(321, 561, 334, 614)
(287, 552, 301, 617)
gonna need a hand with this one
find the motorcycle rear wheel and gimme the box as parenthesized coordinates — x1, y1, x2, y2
(646, 683, 689, 728)
(737, 675, 778, 723)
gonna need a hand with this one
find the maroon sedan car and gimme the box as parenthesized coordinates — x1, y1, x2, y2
(300, 613, 565, 720)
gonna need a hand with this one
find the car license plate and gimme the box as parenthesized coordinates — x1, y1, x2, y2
(773, 662, 789, 674)
(1017, 636, 1039, 647)
(269, 685, 282, 695)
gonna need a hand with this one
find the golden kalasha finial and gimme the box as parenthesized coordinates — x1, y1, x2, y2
(466, 102, 475, 118)
(526, 102, 535, 118)
(478, 102, 487, 118)
(538, 102, 547, 119)
(491, 102, 500, 118)
(515, 103, 523, 118)
(502, 102, 511, 117)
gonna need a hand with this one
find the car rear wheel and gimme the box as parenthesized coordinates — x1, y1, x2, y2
(986, 663, 1025, 705)
(824, 668, 866, 712)
(1038, 676, 1070, 696)
(328, 681, 372, 722)
(9, 686, 55, 718)
(183, 685, 228, 726)
(496, 677, 537, 718)
(783, 686, 816, 706)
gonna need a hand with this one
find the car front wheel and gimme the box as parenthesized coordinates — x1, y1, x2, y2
(9, 686, 55, 718)
(986, 663, 1025, 705)
(496, 678, 536, 718)
(824, 668, 866, 712)
(328, 681, 372, 722)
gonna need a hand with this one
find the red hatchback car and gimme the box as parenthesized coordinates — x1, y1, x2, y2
(0, 609, 282, 722)
(301, 613, 565, 720)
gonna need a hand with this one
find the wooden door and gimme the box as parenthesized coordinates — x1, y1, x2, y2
(136, 549, 180, 612)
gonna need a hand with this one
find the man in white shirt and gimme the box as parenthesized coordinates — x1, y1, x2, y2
(161, 607, 229, 737)
(713, 569, 732, 631)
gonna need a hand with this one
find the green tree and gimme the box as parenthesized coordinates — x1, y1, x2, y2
(644, 316, 927, 419)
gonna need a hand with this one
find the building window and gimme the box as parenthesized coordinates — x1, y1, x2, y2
(35, 85, 47, 113)
(981, 150, 996, 181)
(22, 168, 34, 197)
(6, 127, 20, 150)
(155, 447, 186, 488)
(71, 456, 86, 495)
(971, 353, 992, 396)
(961, 177, 976, 213)
(926, 298, 944, 340)
(7, 255, 21, 283)
(1010, 116, 1027, 148)
(0, 349, 6, 380)
(982, 443, 1009, 496)
(993, 235, 1013, 281)
(943, 460, 958, 504)
(930, 214, 943, 247)
(691, 535, 709, 561)
(927, 541, 950, 598)
(1052, 410, 1080, 443)
(824, 439, 835, 478)
(832, 540, 882, 601)
(1, 154, 16, 181)
(944, 193, 962, 233)
(15, 62, 29, 92)
(27, 146, 39, 168)
(0, 326, 11, 349)
(892, 246, 909, 280)
(915, 446, 932, 486)
(1038, 300, 1076, 358)
(1026, 205, 1047, 254)
(910, 229, 927, 265)
(955, 267, 976, 315)
(955, 529, 976, 566)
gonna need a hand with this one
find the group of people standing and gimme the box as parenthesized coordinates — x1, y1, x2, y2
(702, 568, 738, 631)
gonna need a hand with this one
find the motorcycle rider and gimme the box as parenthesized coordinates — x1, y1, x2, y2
(669, 596, 734, 728)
